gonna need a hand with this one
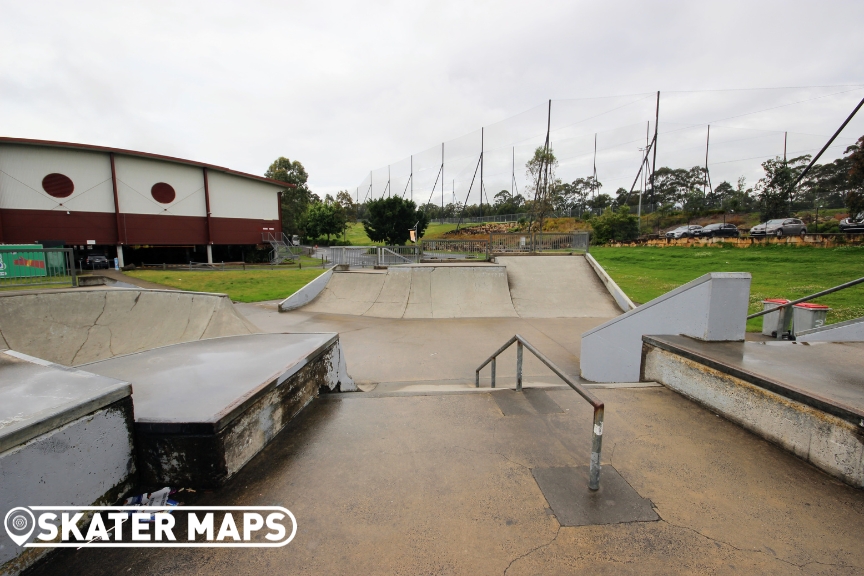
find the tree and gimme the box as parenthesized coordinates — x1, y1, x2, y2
(525, 146, 559, 230)
(847, 136, 864, 187)
(588, 193, 612, 213)
(755, 155, 809, 221)
(301, 197, 348, 242)
(589, 206, 639, 244)
(363, 196, 429, 245)
(844, 136, 864, 217)
(336, 190, 358, 222)
(719, 177, 754, 213)
(266, 157, 312, 235)
(568, 177, 597, 217)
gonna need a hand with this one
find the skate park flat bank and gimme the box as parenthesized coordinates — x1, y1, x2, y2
(3, 253, 863, 575)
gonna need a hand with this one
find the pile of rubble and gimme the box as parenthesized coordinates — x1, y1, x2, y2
(442, 222, 519, 237)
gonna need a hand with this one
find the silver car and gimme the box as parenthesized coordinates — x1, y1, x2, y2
(750, 218, 807, 238)
(665, 225, 703, 239)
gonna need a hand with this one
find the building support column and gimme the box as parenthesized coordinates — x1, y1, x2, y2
(116, 246, 125, 268)
(203, 168, 214, 248)
(277, 191, 283, 238)
(206, 244, 213, 264)
(109, 152, 123, 244)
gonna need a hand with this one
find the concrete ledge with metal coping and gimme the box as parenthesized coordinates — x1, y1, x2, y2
(796, 315, 864, 342)
(584, 252, 636, 313)
(580, 272, 751, 383)
(80, 333, 355, 487)
(0, 351, 136, 575)
(640, 334, 864, 487)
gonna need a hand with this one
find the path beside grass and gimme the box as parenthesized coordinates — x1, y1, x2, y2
(590, 245, 864, 331)
(126, 265, 327, 303)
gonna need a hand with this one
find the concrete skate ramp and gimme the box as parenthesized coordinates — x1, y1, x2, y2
(497, 255, 622, 318)
(0, 288, 259, 366)
(303, 264, 519, 318)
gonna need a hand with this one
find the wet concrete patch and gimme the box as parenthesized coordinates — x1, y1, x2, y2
(532, 465, 659, 526)
(492, 388, 563, 416)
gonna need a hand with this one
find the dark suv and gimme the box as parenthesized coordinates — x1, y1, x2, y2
(698, 223, 739, 238)
(85, 253, 109, 269)
(839, 212, 864, 233)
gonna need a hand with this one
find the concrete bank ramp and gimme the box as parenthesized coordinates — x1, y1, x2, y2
(496, 255, 622, 318)
(0, 288, 259, 366)
(303, 264, 518, 318)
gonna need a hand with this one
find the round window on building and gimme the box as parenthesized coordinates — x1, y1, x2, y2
(42, 173, 74, 198)
(151, 182, 176, 204)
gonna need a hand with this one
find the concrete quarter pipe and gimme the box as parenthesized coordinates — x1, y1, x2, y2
(298, 256, 620, 319)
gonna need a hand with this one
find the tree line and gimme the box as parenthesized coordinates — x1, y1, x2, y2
(265, 133, 864, 243)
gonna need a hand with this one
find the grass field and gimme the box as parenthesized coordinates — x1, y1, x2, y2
(127, 262, 327, 302)
(590, 245, 864, 331)
(342, 222, 470, 245)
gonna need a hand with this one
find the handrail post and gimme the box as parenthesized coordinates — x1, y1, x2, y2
(589, 405, 604, 491)
(516, 341, 523, 391)
(491, 358, 496, 388)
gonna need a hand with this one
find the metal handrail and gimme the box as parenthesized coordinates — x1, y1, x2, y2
(747, 276, 864, 320)
(475, 334, 605, 491)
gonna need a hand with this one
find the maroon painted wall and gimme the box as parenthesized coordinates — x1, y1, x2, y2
(0, 208, 279, 246)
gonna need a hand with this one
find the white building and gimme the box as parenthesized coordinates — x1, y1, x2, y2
(0, 138, 290, 265)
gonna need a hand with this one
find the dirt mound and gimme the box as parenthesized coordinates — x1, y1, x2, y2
(442, 223, 519, 237)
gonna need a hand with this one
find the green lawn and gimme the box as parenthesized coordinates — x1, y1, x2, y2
(590, 245, 864, 331)
(126, 265, 327, 302)
(342, 221, 477, 245)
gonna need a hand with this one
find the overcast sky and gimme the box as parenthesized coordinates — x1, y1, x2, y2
(2, 0, 863, 200)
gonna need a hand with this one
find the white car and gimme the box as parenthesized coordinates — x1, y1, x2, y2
(665, 225, 703, 239)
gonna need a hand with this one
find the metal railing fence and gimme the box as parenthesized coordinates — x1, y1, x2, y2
(421, 239, 488, 259)
(329, 232, 588, 267)
(475, 334, 605, 491)
(488, 232, 589, 254)
(0, 247, 77, 289)
(330, 246, 380, 267)
(431, 209, 593, 224)
(379, 246, 420, 265)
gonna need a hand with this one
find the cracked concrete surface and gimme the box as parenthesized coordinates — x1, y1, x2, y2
(29, 387, 864, 575)
(12, 276, 863, 574)
(0, 289, 258, 365)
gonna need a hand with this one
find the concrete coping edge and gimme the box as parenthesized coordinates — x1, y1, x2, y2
(581, 272, 752, 338)
(0, 287, 231, 299)
(795, 315, 864, 337)
(584, 253, 636, 313)
(641, 335, 864, 425)
(116, 332, 341, 434)
(278, 267, 335, 311)
(0, 350, 132, 454)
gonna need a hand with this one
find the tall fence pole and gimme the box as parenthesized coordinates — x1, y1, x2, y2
(480, 127, 484, 220)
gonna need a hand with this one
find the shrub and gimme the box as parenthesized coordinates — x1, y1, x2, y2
(589, 207, 640, 244)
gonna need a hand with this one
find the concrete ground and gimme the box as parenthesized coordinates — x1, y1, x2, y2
(237, 301, 611, 390)
(19, 265, 864, 574)
(30, 384, 864, 574)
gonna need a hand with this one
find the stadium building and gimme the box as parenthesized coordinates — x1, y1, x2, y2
(0, 138, 290, 266)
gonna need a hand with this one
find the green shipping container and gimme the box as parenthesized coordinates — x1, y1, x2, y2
(0, 244, 48, 279)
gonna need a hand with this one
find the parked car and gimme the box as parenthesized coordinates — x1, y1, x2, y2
(750, 218, 807, 238)
(85, 252, 109, 269)
(839, 212, 864, 233)
(698, 223, 740, 238)
(665, 225, 703, 239)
